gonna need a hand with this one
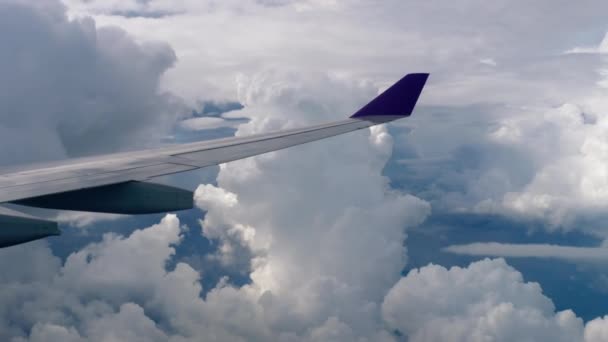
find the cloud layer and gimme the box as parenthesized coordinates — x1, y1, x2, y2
(7, 223, 608, 341)
(71, 0, 608, 236)
(6, 0, 608, 341)
(383, 258, 608, 342)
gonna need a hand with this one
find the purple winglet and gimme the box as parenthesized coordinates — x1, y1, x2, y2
(350, 73, 429, 119)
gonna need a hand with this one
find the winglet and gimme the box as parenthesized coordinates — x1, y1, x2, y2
(350, 73, 429, 119)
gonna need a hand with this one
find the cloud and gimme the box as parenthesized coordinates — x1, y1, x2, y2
(0, 215, 183, 341)
(0, 215, 256, 342)
(585, 316, 608, 342)
(8, 224, 608, 341)
(70, 0, 608, 233)
(444, 242, 608, 262)
(66, 0, 608, 107)
(0, 68, 429, 341)
(381, 258, 608, 342)
(0, 0, 184, 166)
(10, 0, 608, 340)
(61, 0, 608, 236)
(469, 96, 608, 232)
(61, 0, 608, 237)
(388, 45, 608, 233)
(192, 70, 431, 339)
(0, 4, 436, 339)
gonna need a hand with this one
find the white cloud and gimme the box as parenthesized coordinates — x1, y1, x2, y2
(0, 69, 430, 341)
(83, 303, 168, 342)
(58, 0, 608, 237)
(193, 70, 431, 339)
(8, 0, 608, 341)
(10, 226, 608, 341)
(58, 215, 183, 296)
(470, 94, 608, 232)
(62, 0, 608, 108)
(0, 0, 185, 166)
(444, 242, 608, 262)
(0, 215, 185, 341)
(23, 323, 82, 342)
(382, 258, 597, 342)
(585, 316, 608, 342)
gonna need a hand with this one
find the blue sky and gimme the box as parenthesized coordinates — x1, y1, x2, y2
(5, 0, 608, 341)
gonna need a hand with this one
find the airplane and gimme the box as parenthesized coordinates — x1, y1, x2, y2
(0, 73, 428, 248)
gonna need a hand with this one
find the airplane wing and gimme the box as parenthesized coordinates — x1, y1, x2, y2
(0, 73, 428, 247)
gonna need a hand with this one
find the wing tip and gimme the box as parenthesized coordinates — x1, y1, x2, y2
(350, 73, 429, 119)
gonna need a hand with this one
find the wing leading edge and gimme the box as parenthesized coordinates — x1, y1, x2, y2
(1, 73, 429, 206)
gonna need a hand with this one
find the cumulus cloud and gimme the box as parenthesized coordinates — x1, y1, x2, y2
(67, 0, 608, 235)
(0, 215, 262, 341)
(386, 35, 608, 234)
(0, 67, 431, 341)
(0, 0, 183, 166)
(0, 215, 183, 341)
(469, 92, 608, 232)
(585, 316, 608, 342)
(8, 0, 608, 341)
(382, 258, 608, 342)
(66, 0, 608, 107)
(192, 70, 431, 339)
(10, 229, 608, 342)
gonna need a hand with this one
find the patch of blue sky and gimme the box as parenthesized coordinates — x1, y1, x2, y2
(192, 101, 244, 118)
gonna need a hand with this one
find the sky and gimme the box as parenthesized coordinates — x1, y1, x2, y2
(5, 0, 608, 341)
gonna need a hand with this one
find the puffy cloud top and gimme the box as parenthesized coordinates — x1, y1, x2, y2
(382, 258, 608, 342)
